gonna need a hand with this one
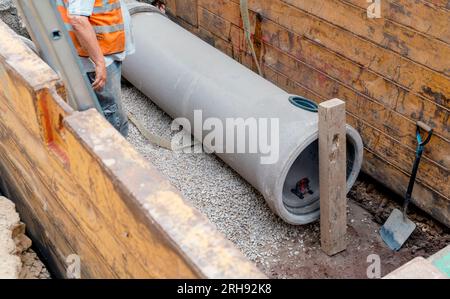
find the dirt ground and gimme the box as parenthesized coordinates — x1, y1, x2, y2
(20, 248, 51, 279)
(261, 176, 449, 278)
(349, 175, 450, 258)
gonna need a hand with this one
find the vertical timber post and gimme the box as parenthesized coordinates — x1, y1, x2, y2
(319, 99, 347, 256)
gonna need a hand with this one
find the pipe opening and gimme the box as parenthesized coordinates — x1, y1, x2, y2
(281, 134, 358, 218)
(288, 96, 319, 113)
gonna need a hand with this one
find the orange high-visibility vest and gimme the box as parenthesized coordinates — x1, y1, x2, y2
(57, 0, 126, 57)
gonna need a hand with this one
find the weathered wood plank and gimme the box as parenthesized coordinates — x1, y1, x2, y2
(363, 149, 450, 228)
(235, 0, 450, 108)
(0, 114, 118, 278)
(258, 18, 449, 142)
(283, 0, 450, 75)
(198, 6, 231, 41)
(200, 2, 449, 150)
(262, 43, 450, 177)
(187, 3, 450, 224)
(175, 0, 198, 26)
(342, 0, 450, 44)
(196, 10, 449, 158)
(422, 0, 450, 10)
(199, 0, 242, 26)
(319, 99, 348, 256)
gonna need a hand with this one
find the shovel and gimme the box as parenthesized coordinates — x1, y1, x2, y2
(380, 121, 433, 251)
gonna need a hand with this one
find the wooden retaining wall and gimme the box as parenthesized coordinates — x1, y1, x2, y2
(163, 0, 450, 227)
(0, 20, 264, 279)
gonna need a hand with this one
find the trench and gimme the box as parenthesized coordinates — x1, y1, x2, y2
(0, 4, 448, 279)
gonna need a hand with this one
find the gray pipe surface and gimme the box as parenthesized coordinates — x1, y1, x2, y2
(122, 2, 364, 225)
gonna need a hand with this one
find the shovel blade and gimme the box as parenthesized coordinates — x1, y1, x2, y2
(380, 209, 416, 251)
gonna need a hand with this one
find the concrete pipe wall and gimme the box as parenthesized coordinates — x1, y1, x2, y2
(122, 2, 364, 225)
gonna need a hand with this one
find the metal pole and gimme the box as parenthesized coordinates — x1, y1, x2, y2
(14, 0, 101, 112)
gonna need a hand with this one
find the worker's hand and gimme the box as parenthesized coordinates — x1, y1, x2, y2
(68, 15, 107, 91)
(92, 62, 107, 91)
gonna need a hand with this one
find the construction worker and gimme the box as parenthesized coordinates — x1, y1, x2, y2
(56, 0, 135, 137)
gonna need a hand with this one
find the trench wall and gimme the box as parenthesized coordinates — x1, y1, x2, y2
(162, 0, 450, 227)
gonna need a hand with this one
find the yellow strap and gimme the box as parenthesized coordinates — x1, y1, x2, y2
(240, 0, 263, 76)
(128, 113, 172, 150)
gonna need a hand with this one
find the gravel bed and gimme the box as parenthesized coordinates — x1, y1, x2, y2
(121, 83, 318, 273)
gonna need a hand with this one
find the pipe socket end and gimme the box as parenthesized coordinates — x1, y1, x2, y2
(276, 126, 363, 225)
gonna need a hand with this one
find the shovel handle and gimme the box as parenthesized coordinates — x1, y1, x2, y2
(416, 121, 433, 147)
(417, 121, 432, 133)
(404, 122, 434, 216)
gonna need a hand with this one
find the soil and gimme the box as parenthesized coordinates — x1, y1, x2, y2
(0, 196, 51, 279)
(349, 174, 450, 258)
(20, 248, 51, 279)
(261, 176, 449, 279)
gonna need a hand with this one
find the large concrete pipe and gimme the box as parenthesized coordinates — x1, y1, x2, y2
(122, 2, 364, 225)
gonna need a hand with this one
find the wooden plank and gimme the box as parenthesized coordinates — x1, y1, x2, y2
(341, 0, 450, 44)
(0, 83, 181, 277)
(173, 0, 450, 227)
(283, 0, 450, 75)
(0, 20, 264, 279)
(199, 0, 242, 26)
(236, 0, 450, 108)
(128, 112, 172, 150)
(319, 99, 348, 256)
(363, 150, 450, 228)
(175, 0, 199, 26)
(198, 6, 231, 41)
(0, 121, 118, 278)
(264, 44, 450, 222)
(422, 0, 450, 10)
(165, 0, 177, 14)
(257, 15, 450, 143)
(202, 2, 450, 154)
(262, 43, 450, 176)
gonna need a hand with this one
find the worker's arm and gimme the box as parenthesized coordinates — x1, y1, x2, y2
(68, 15, 106, 91)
